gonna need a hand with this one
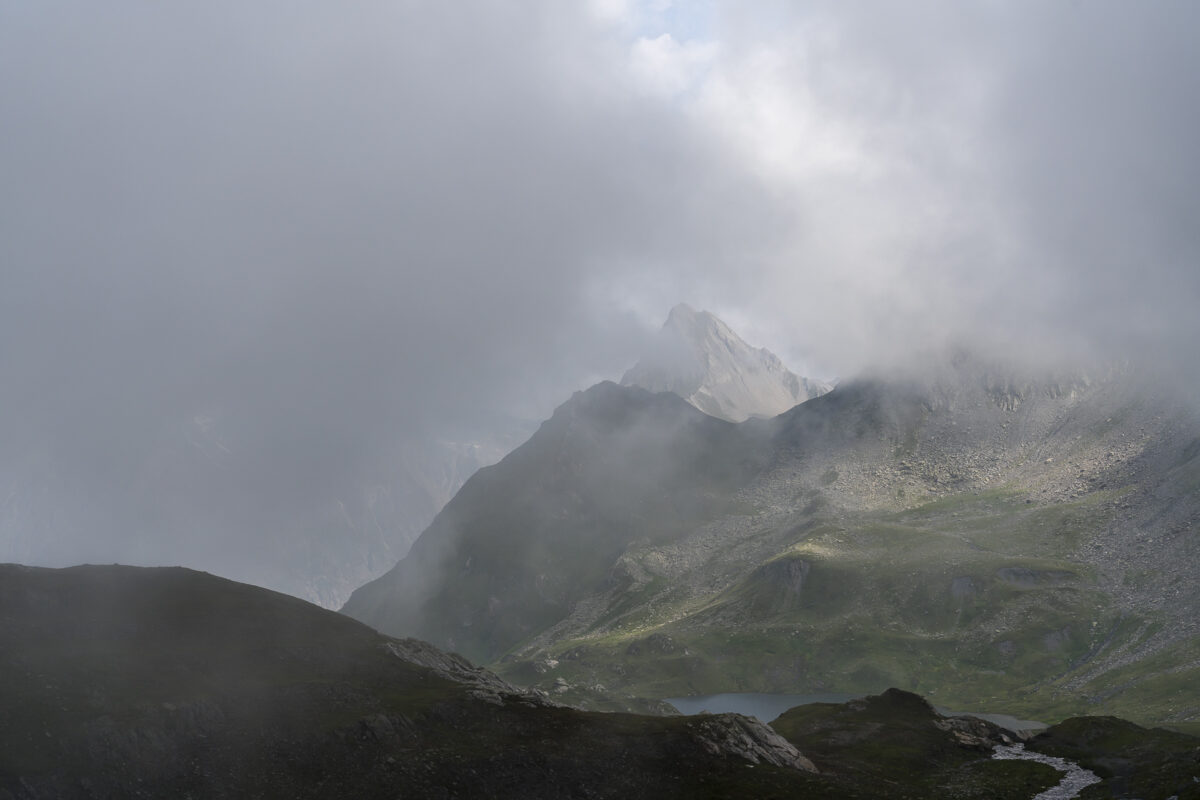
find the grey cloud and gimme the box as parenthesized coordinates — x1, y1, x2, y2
(0, 2, 778, 581)
(2, 1, 1198, 585)
(1, 4, 699, 429)
(695, 1, 1200, 384)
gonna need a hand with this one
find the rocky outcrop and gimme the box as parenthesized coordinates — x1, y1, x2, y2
(692, 714, 819, 772)
(383, 637, 551, 707)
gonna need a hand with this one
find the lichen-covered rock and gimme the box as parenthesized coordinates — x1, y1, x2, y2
(693, 713, 819, 772)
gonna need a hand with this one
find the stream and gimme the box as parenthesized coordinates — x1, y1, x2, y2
(991, 743, 1101, 799)
(664, 693, 1101, 798)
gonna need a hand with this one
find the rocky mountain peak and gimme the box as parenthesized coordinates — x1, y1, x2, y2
(621, 304, 831, 422)
(663, 302, 727, 338)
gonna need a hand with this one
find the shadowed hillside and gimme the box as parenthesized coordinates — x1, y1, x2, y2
(5, 564, 1196, 797)
(0, 564, 827, 798)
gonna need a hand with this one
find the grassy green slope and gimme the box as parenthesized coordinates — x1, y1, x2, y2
(499, 485, 1189, 726)
(346, 365, 1199, 728)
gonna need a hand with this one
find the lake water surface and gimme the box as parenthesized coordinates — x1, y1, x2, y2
(664, 692, 1047, 734)
(664, 692, 859, 721)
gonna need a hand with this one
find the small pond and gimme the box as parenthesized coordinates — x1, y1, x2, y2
(664, 692, 858, 722)
(664, 692, 1047, 734)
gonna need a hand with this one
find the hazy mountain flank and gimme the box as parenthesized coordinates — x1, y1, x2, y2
(621, 304, 831, 422)
(0, 413, 533, 610)
(344, 351, 1200, 728)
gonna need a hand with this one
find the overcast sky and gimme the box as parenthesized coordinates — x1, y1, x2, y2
(2, 2, 1199, 575)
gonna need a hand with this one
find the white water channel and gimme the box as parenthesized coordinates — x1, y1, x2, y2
(991, 743, 1101, 800)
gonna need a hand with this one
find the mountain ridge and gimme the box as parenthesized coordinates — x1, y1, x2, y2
(341, 380, 771, 663)
(343, 351, 1200, 727)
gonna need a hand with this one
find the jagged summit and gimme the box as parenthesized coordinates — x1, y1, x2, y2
(621, 304, 830, 422)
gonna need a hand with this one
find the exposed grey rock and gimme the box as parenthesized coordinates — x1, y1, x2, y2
(383, 637, 547, 705)
(933, 715, 1013, 748)
(622, 304, 830, 422)
(692, 713, 819, 772)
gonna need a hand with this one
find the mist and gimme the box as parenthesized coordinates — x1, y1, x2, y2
(3, 2, 1198, 595)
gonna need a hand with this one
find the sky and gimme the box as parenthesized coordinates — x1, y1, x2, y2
(2, 1, 1199, 585)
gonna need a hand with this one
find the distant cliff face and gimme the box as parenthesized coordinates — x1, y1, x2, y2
(621, 304, 830, 422)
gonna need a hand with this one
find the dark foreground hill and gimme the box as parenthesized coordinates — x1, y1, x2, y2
(0, 563, 824, 798)
(774, 688, 1200, 800)
(3, 564, 1196, 798)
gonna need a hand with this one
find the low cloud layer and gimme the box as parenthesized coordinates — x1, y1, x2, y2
(2, 1, 1198, 573)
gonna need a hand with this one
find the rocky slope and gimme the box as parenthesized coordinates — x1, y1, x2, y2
(344, 351, 1200, 727)
(621, 304, 831, 422)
